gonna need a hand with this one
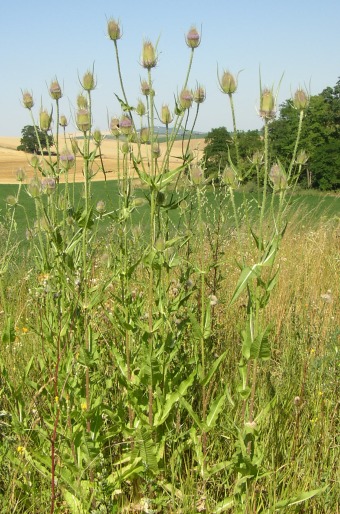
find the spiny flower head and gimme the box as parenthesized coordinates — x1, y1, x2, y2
(219, 71, 237, 95)
(140, 79, 153, 96)
(60, 149, 75, 170)
(110, 117, 120, 136)
(222, 165, 238, 188)
(49, 79, 62, 100)
(93, 128, 103, 145)
(259, 88, 275, 120)
(16, 168, 26, 182)
(96, 200, 106, 214)
(186, 27, 200, 49)
(22, 91, 34, 109)
(296, 149, 309, 165)
(160, 104, 173, 125)
(82, 70, 96, 91)
(293, 88, 309, 111)
(269, 163, 287, 190)
(76, 109, 91, 132)
(119, 115, 132, 135)
(136, 99, 146, 116)
(179, 88, 193, 110)
(193, 85, 206, 104)
(77, 93, 88, 109)
(59, 115, 68, 127)
(107, 18, 121, 41)
(39, 109, 52, 131)
(152, 142, 161, 159)
(141, 40, 157, 69)
(42, 177, 56, 195)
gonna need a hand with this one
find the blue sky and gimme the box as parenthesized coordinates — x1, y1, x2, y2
(0, 0, 339, 136)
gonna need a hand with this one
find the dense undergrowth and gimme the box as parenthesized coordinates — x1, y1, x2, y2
(0, 18, 339, 513)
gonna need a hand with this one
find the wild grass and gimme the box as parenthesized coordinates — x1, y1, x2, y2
(0, 17, 339, 514)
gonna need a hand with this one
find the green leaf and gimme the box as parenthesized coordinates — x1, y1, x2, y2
(2, 315, 15, 344)
(230, 265, 260, 305)
(200, 351, 227, 387)
(249, 326, 271, 360)
(155, 164, 185, 190)
(270, 486, 328, 511)
(206, 392, 226, 430)
(136, 427, 158, 473)
(62, 490, 87, 514)
(213, 497, 235, 512)
(154, 371, 195, 426)
(114, 93, 135, 112)
(180, 397, 204, 430)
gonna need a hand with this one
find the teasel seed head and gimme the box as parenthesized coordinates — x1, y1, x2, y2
(82, 70, 96, 91)
(141, 40, 157, 69)
(119, 115, 133, 135)
(136, 99, 146, 116)
(190, 164, 204, 185)
(76, 108, 91, 132)
(259, 88, 275, 120)
(296, 149, 309, 165)
(222, 165, 238, 188)
(49, 79, 62, 100)
(269, 163, 288, 190)
(140, 79, 153, 96)
(59, 115, 68, 128)
(193, 85, 206, 104)
(161, 104, 173, 125)
(293, 88, 309, 111)
(22, 91, 34, 109)
(110, 117, 120, 136)
(42, 177, 56, 195)
(39, 109, 52, 132)
(152, 142, 161, 159)
(179, 88, 193, 110)
(121, 141, 131, 154)
(27, 178, 42, 198)
(96, 200, 106, 214)
(30, 155, 40, 168)
(77, 93, 88, 109)
(107, 18, 121, 41)
(140, 127, 150, 143)
(6, 195, 17, 206)
(93, 128, 103, 145)
(60, 149, 75, 170)
(16, 168, 26, 182)
(219, 71, 237, 95)
(186, 26, 200, 49)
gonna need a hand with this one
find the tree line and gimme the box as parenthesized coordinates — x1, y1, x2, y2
(203, 78, 340, 190)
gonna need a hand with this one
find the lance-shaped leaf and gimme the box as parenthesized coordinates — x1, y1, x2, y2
(154, 371, 195, 426)
(270, 486, 328, 511)
(230, 264, 260, 305)
(200, 351, 227, 387)
(155, 164, 186, 190)
(206, 390, 227, 430)
(249, 325, 271, 360)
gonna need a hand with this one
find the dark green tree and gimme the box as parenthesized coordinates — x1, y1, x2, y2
(17, 125, 54, 154)
(269, 80, 340, 190)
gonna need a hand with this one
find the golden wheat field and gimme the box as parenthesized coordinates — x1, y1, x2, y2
(0, 136, 206, 184)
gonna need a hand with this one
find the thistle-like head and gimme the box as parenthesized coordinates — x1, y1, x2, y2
(259, 88, 276, 120)
(107, 18, 121, 41)
(39, 109, 52, 132)
(179, 88, 193, 110)
(22, 91, 34, 109)
(219, 71, 237, 95)
(186, 27, 200, 49)
(141, 40, 157, 69)
(293, 88, 309, 111)
(49, 79, 62, 100)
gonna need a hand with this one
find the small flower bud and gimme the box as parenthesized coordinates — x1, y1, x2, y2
(219, 71, 237, 94)
(22, 91, 34, 109)
(152, 142, 161, 159)
(119, 115, 132, 135)
(30, 155, 40, 168)
(96, 200, 106, 214)
(60, 150, 75, 170)
(251, 150, 264, 166)
(39, 109, 52, 132)
(16, 168, 26, 182)
(59, 115, 68, 128)
(93, 128, 103, 145)
(110, 117, 120, 136)
(179, 88, 193, 110)
(76, 109, 91, 132)
(259, 88, 275, 120)
(193, 86, 206, 104)
(140, 79, 152, 96)
(293, 88, 309, 110)
(6, 195, 17, 206)
(121, 141, 131, 154)
(269, 163, 287, 190)
(42, 177, 56, 195)
(49, 79, 62, 100)
(136, 99, 146, 116)
(190, 164, 204, 185)
(77, 93, 88, 109)
(107, 18, 121, 41)
(82, 70, 96, 91)
(296, 149, 308, 165)
(160, 104, 173, 125)
(222, 166, 238, 188)
(142, 40, 157, 69)
(27, 178, 42, 198)
(140, 127, 150, 143)
(186, 27, 200, 49)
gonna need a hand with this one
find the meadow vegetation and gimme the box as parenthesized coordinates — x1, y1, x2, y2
(0, 18, 339, 513)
